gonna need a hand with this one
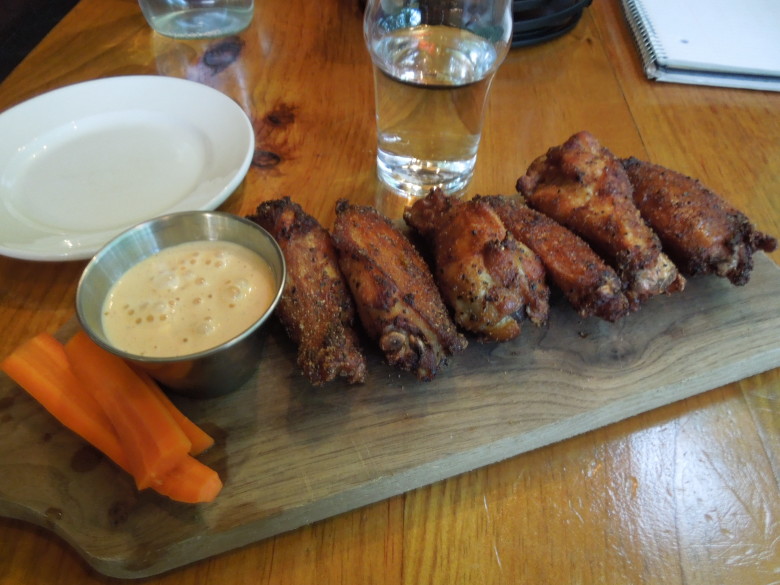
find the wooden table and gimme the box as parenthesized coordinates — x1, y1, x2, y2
(1, 0, 778, 582)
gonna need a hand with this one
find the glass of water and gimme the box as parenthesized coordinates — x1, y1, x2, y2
(364, 0, 513, 198)
(138, 0, 254, 39)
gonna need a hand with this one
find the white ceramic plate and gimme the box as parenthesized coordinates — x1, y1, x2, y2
(0, 76, 254, 261)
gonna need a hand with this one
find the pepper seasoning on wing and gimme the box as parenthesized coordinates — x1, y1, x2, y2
(404, 188, 549, 342)
(478, 195, 630, 322)
(621, 157, 777, 285)
(247, 197, 367, 386)
(331, 199, 467, 381)
(517, 131, 685, 309)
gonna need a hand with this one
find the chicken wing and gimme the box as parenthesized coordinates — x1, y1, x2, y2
(404, 188, 549, 341)
(478, 195, 630, 322)
(247, 197, 367, 385)
(331, 200, 467, 381)
(516, 131, 684, 309)
(621, 157, 777, 285)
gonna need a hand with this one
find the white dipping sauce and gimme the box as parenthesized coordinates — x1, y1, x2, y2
(101, 240, 276, 357)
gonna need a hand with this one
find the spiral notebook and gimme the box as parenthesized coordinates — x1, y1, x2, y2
(621, 0, 780, 92)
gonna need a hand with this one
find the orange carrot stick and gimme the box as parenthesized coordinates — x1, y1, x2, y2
(64, 331, 192, 490)
(134, 369, 215, 456)
(153, 455, 223, 503)
(0, 333, 130, 473)
(3, 331, 222, 503)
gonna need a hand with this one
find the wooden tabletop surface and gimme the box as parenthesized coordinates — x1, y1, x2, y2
(1, 0, 778, 583)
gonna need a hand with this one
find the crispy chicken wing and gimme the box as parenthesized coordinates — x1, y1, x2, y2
(247, 197, 367, 385)
(332, 200, 467, 381)
(517, 131, 684, 309)
(622, 157, 777, 285)
(404, 188, 549, 342)
(479, 195, 630, 322)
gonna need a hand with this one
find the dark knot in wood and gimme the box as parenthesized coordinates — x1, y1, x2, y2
(253, 149, 282, 169)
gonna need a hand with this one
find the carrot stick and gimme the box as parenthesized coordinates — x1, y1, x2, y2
(3, 331, 222, 503)
(0, 333, 130, 473)
(153, 455, 223, 503)
(134, 369, 215, 456)
(64, 331, 192, 490)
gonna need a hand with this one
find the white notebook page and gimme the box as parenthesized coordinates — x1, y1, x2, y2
(638, 0, 780, 76)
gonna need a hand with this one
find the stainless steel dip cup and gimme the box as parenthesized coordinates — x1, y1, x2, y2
(76, 210, 286, 398)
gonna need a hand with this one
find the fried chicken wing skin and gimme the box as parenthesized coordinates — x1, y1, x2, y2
(331, 200, 467, 381)
(621, 157, 777, 286)
(247, 197, 367, 385)
(516, 131, 685, 309)
(478, 195, 630, 322)
(404, 188, 549, 342)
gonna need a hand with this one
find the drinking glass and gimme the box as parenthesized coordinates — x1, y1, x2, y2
(138, 0, 254, 39)
(364, 0, 513, 198)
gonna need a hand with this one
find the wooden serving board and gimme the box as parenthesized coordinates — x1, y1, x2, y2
(1, 255, 779, 579)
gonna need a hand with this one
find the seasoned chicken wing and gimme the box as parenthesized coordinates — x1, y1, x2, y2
(247, 197, 367, 386)
(621, 157, 777, 285)
(404, 188, 549, 341)
(517, 131, 684, 309)
(478, 195, 630, 322)
(331, 200, 467, 381)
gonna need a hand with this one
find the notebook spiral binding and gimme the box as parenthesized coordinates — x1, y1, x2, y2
(620, 0, 665, 78)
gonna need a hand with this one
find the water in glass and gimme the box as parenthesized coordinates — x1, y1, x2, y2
(138, 0, 254, 39)
(369, 25, 502, 196)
